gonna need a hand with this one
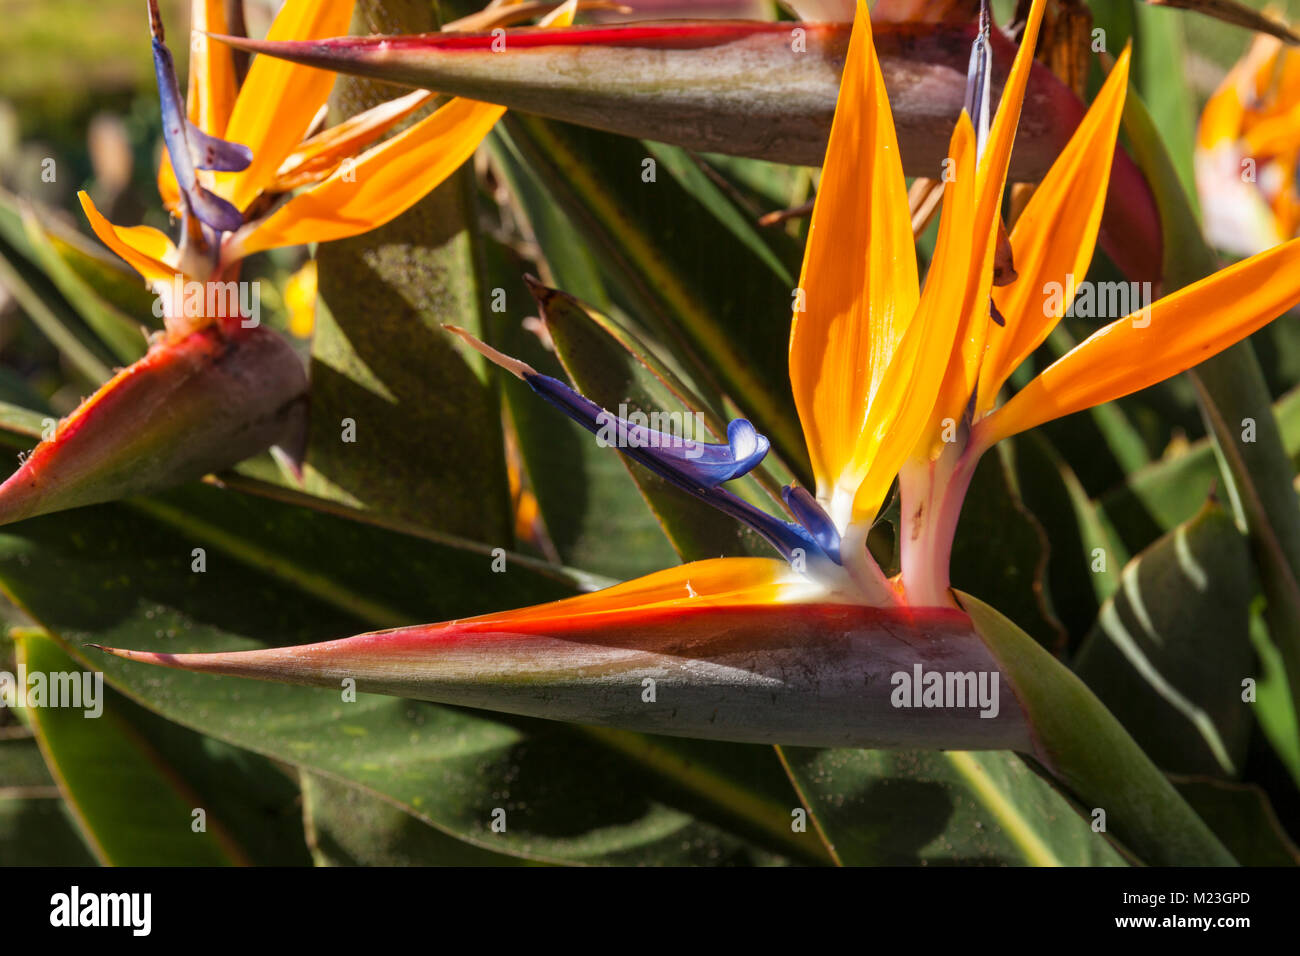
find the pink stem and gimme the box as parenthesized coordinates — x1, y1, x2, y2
(899, 438, 983, 607)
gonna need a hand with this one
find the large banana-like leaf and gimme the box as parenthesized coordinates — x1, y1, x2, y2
(780, 747, 1127, 865)
(0, 711, 95, 865)
(960, 592, 1235, 866)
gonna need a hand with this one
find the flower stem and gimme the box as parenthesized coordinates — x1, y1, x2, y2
(900, 437, 981, 607)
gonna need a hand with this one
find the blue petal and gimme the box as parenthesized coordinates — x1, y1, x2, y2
(187, 122, 253, 172)
(963, 0, 993, 156)
(522, 371, 841, 566)
(525, 373, 768, 490)
(782, 485, 843, 565)
(151, 33, 249, 233)
(706, 488, 827, 565)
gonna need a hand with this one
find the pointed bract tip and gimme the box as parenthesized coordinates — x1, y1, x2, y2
(443, 325, 536, 379)
(523, 273, 572, 310)
(146, 0, 163, 41)
(89, 644, 157, 663)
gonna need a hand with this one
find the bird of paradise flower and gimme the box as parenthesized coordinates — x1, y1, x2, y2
(1197, 26, 1300, 256)
(101, 0, 1300, 766)
(86, 0, 574, 335)
(0, 0, 579, 526)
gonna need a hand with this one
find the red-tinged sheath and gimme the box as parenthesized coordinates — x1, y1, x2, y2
(0, 318, 307, 525)
(98, 601, 1034, 751)
(215, 20, 1161, 283)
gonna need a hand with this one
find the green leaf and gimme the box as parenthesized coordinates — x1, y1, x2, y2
(572, 727, 830, 865)
(498, 115, 810, 478)
(699, 152, 814, 220)
(14, 630, 245, 864)
(1171, 776, 1300, 866)
(486, 129, 612, 310)
(1074, 503, 1257, 777)
(643, 142, 799, 288)
(300, 772, 531, 866)
(0, 238, 111, 386)
(0, 729, 95, 865)
(1010, 432, 1127, 645)
(19, 204, 148, 364)
(1133, 2, 1198, 202)
(0, 185, 155, 327)
(0, 401, 46, 441)
(532, 281, 780, 560)
(485, 256, 679, 579)
(780, 747, 1127, 865)
(949, 446, 1066, 652)
(303, 0, 511, 543)
(128, 481, 584, 629)
(1099, 385, 1300, 554)
(1249, 610, 1300, 788)
(960, 591, 1236, 865)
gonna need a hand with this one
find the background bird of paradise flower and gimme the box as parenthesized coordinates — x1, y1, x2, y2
(0, 0, 1298, 868)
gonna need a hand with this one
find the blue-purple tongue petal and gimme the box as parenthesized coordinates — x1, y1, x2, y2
(443, 323, 839, 567)
(150, 7, 250, 233)
(187, 121, 253, 172)
(524, 372, 768, 491)
(782, 485, 843, 565)
(522, 373, 841, 565)
(722, 419, 768, 481)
